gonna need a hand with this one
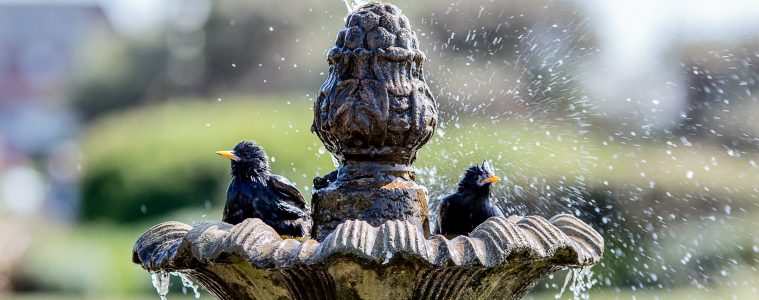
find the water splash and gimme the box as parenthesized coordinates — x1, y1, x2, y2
(149, 271, 202, 300)
(342, 0, 372, 12)
(150, 271, 170, 300)
(172, 272, 201, 299)
(555, 266, 596, 300)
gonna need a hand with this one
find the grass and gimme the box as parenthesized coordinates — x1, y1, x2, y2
(8, 277, 758, 300)
(11, 212, 758, 298)
(4, 294, 200, 300)
(528, 282, 759, 299)
(15, 223, 158, 295)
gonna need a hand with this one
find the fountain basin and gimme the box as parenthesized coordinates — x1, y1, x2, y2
(132, 4, 604, 299)
(133, 214, 602, 299)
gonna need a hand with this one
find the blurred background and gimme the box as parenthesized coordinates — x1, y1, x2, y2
(1, 0, 758, 299)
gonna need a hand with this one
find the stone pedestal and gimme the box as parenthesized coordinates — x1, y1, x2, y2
(310, 3, 438, 240)
(311, 164, 430, 240)
(312, 184, 429, 241)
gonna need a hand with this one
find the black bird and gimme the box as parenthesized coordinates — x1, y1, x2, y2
(434, 161, 503, 236)
(216, 141, 312, 237)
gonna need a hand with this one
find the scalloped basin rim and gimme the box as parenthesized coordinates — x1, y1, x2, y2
(133, 214, 603, 270)
(133, 214, 603, 300)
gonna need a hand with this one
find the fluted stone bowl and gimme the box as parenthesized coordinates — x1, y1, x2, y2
(133, 215, 603, 300)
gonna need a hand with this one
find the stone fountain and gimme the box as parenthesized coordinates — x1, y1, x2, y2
(133, 3, 603, 299)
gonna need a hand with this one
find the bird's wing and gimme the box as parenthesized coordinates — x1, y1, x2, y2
(222, 179, 251, 224)
(267, 175, 308, 209)
(222, 197, 246, 224)
(272, 201, 310, 219)
(488, 200, 505, 217)
(434, 197, 451, 235)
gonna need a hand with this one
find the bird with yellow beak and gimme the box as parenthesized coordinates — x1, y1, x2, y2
(434, 160, 504, 236)
(216, 141, 312, 237)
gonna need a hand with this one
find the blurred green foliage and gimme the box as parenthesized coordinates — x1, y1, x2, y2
(72, 44, 169, 121)
(79, 96, 334, 223)
(71, 97, 759, 294)
(13, 209, 218, 298)
(10, 0, 754, 297)
(0, 95, 740, 299)
(15, 224, 148, 294)
(70, 0, 339, 121)
(80, 96, 758, 224)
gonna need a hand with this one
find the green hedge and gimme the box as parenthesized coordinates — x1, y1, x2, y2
(63, 95, 759, 293)
(80, 96, 757, 224)
(80, 96, 334, 223)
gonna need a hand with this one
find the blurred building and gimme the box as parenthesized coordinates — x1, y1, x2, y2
(0, 2, 113, 221)
(0, 2, 112, 155)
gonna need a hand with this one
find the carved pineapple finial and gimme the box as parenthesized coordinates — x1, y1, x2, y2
(312, 2, 438, 166)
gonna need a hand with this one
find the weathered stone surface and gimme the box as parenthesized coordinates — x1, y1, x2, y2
(311, 162, 432, 240)
(312, 3, 437, 166)
(132, 3, 606, 300)
(310, 3, 437, 241)
(133, 215, 603, 299)
(311, 174, 429, 240)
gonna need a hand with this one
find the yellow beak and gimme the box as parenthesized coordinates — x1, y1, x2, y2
(483, 176, 501, 184)
(215, 150, 240, 161)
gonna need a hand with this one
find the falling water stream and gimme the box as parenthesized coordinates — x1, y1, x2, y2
(174, 272, 202, 298)
(150, 271, 202, 299)
(342, 0, 371, 12)
(555, 266, 596, 300)
(150, 272, 170, 300)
